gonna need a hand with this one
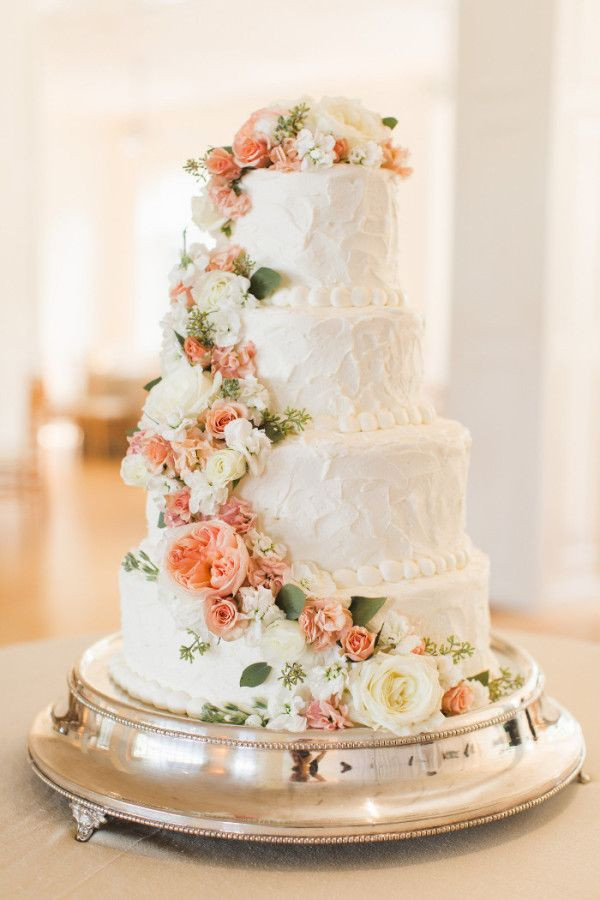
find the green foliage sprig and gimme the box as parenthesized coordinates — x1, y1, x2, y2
(221, 378, 241, 400)
(232, 251, 255, 279)
(487, 667, 525, 702)
(179, 630, 210, 663)
(262, 407, 312, 443)
(187, 308, 215, 347)
(122, 550, 159, 582)
(199, 702, 251, 725)
(423, 634, 475, 664)
(279, 661, 306, 690)
(183, 157, 207, 180)
(273, 102, 310, 143)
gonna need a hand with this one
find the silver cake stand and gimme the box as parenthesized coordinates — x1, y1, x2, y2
(28, 633, 586, 844)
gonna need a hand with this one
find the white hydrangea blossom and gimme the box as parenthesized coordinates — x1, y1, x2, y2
(348, 140, 383, 167)
(223, 418, 271, 476)
(246, 527, 287, 560)
(295, 129, 336, 170)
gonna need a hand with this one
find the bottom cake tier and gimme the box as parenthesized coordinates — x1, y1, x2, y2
(114, 548, 499, 735)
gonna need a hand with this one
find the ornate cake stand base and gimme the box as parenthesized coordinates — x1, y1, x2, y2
(28, 634, 586, 845)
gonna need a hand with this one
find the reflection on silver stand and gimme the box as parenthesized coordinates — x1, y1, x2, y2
(28, 633, 587, 844)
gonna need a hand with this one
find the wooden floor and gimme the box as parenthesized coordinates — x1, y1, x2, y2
(1, 450, 598, 646)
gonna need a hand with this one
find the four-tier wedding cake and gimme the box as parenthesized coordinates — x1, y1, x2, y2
(113, 97, 522, 735)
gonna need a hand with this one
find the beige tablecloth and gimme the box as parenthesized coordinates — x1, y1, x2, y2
(1, 631, 598, 900)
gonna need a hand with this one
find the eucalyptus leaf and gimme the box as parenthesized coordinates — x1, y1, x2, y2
(382, 116, 398, 129)
(276, 584, 307, 620)
(157, 511, 166, 529)
(174, 331, 186, 349)
(470, 670, 490, 687)
(143, 376, 162, 392)
(349, 596, 386, 627)
(239, 661, 272, 688)
(249, 267, 281, 300)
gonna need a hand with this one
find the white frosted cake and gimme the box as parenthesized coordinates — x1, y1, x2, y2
(115, 97, 521, 735)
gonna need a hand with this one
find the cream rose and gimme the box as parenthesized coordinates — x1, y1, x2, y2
(191, 270, 249, 313)
(307, 97, 389, 150)
(262, 619, 306, 664)
(143, 362, 214, 438)
(120, 453, 150, 489)
(349, 653, 443, 734)
(204, 448, 246, 487)
(191, 192, 227, 233)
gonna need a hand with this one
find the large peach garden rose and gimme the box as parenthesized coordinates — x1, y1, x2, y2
(165, 519, 249, 602)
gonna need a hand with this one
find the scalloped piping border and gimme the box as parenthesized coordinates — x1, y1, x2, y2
(269, 284, 407, 309)
(332, 548, 470, 589)
(312, 402, 435, 434)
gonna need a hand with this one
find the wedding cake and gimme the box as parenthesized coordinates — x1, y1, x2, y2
(114, 97, 522, 735)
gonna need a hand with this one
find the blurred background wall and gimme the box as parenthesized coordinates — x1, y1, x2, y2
(1, 0, 599, 644)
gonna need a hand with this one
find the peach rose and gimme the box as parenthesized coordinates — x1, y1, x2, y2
(205, 400, 248, 440)
(169, 281, 194, 308)
(305, 697, 352, 731)
(164, 489, 191, 527)
(204, 147, 241, 180)
(299, 598, 352, 651)
(206, 244, 243, 273)
(441, 681, 474, 716)
(218, 496, 256, 534)
(342, 625, 375, 662)
(247, 555, 288, 594)
(233, 108, 281, 168)
(183, 336, 211, 367)
(412, 641, 426, 655)
(143, 433, 174, 475)
(165, 519, 249, 601)
(211, 342, 256, 379)
(208, 177, 251, 219)
(333, 138, 349, 162)
(382, 141, 413, 178)
(269, 138, 300, 172)
(171, 426, 213, 475)
(204, 597, 247, 641)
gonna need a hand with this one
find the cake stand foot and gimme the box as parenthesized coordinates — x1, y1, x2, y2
(577, 771, 592, 785)
(69, 800, 108, 842)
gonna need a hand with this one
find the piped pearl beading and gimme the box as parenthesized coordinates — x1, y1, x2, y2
(269, 284, 407, 310)
(332, 549, 470, 589)
(311, 402, 436, 434)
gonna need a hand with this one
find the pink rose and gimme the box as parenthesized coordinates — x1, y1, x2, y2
(299, 598, 352, 651)
(204, 400, 248, 440)
(305, 697, 352, 731)
(441, 681, 474, 716)
(204, 597, 247, 641)
(333, 138, 349, 162)
(211, 342, 257, 379)
(208, 177, 251, 219)
(143, 433, 174, 475)
(164, 489, 192, 527)
(165, 519, 249, 601)
(204, 147, 241, 181)
(171, 426, 213, 475)
(269, 138, 301, 172)
(247, 555, 288, 594)
(382, 141, 413, 178)
(206, 244, 244, 273)
(169, 281, 194, 308)
(233, 107, 282, 168)
(218, 496, 256, 534)
(183, 336, 211, 367)
(342, 625, 375, 662)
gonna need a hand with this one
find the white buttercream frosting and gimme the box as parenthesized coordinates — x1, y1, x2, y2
(234, 166, 404, 290)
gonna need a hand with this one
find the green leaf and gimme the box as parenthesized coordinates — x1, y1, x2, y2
(143, 376, 161, 392)
(126, 426, 140, 437)
(240, 661, 272, 688)
(222, 145, 233, 153)
(470, 670, 490, 687)
(157, 511, 166, 529)
(249, 267, 281, 300)
(382, 116, 398, 129)
(276, 584, 307, 620)
(174, 331, 186, 349)
(349, 596, 386, 627)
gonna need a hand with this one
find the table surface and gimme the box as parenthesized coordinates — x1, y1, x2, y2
(1, 631, 598, 900)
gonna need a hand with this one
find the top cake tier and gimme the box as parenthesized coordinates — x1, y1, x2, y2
(233, 167, 403, 294)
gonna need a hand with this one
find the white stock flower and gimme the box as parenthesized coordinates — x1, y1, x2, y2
(224, 418, 271, 476)
(206, 304, 242, 347)
(291, 560, 336, 596)
(191, 192, 226, 233)
(236, 376, 270, 420)
(266, 693, 307, 732)
(262, 620, 306, 665)
(349, 652, 444, 735)
(379, 611, 416, 652)
(143, 361, 215, 439)
(204, 448, 246, 488)
(348, 141, 383, 167)
(168, 260, 195, 289)
(307, 97, 389, 149)
(239, 586, 284, 631)
(296, 129, 336, 170)
(468, 679, 490, 710)
(246, 527, 287, 560)
(191, 270, 250, 313)
(184, 469, 228, 516)
(435, 654, 464, 690)
(307, 657, 349, 701)
(120, 454, 149, 489)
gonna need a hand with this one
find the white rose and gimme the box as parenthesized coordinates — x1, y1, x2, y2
(349, 652, 443, 734)
(204, 448, 246, 487)
(143, 362, 215, 439)
(120, 454, 149, 488)
(184, 469, 228, 515)
(291, 560, 336, 596)
(191, 192, 226, 233)
(191, 270, 249, 313)
(224, 418, 271, 475)
(307, 96, 389, 149)
(262, 619, 306, 664)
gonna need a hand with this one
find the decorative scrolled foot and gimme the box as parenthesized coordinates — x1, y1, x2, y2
(69, 800, 108, 842)
(577, 771, 591, 785)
